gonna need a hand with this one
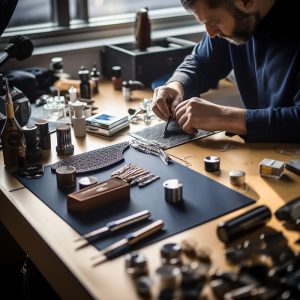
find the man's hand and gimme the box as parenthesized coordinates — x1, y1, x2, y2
(152, 81, 184, 121)
(174, 97, 247, 135)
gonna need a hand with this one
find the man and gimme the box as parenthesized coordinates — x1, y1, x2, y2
(152, 0, 300, 142)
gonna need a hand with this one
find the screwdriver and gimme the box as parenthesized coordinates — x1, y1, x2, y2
(74, 210, 151, 249)
(91, 219, 164, 266)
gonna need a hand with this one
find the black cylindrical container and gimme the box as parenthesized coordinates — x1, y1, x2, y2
(35, 119, 51, 150)
(204, 156, 220, 172)
(56, 124, 74, 156)
(78, 68, 91, 99)
(22, 124, 43, 163)
(216, 205, 272, 244)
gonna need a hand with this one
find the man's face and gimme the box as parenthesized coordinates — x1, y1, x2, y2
(192, 1, 260, 45)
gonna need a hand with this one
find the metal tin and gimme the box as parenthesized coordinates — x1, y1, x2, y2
(163, 179, 183, 203)
(229, 170, 245, 186)
(204, 156, 220, 172)
(56, 166, 76, 189)
(78, 176, 98, 189)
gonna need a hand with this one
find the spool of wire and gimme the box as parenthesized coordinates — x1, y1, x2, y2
(204, 156, 220, 172)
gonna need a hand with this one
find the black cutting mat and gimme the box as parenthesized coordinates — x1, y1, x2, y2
(16, 148, 254, 256)
(130, 121, 217, 149)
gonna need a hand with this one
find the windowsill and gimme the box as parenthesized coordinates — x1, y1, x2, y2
(33, 24, 204, 56)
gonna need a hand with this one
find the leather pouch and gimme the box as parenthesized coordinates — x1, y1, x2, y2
(67, 178, 130, 213)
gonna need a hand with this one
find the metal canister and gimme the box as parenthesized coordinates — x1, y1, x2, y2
(35, 119, 51, 150)
(163, 179, 183, 203)
(56, 124, 74, 155)
(56, 166, 76, 189)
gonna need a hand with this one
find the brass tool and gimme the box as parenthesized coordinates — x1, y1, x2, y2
(91, 219, 164, 266)
(74, 210, 151, 249)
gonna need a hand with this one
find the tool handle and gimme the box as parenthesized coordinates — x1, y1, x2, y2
(107, 210, 151, 231)
(127, 219, 164, 245)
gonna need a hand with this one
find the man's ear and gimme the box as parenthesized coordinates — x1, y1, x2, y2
(235, 0, 254, 11)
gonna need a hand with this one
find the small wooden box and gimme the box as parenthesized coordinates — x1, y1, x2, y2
(67, 178, 130, 213)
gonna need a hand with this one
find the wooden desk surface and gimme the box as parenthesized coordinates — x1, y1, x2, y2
(0, 81, 299, 300)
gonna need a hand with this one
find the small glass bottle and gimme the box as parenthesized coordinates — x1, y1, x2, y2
(78, 67, 91, 99)
(135, 7, 151, 51)
(112, 66, 122, 91)
(50, 57, 71, 80)
(90, 64, 100, 94)
(0, 78, 27, 170)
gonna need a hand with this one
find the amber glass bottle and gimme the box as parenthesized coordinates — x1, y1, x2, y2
(135, 7, 151, 51)
(0, 79, 27, 169)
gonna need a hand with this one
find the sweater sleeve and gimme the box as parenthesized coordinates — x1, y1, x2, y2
(245, 94, 300, 143)
(167, 34, 233, 99)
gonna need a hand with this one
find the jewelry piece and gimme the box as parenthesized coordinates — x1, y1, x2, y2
(130, 139, 171, 165)
(138, 175, 160, 187)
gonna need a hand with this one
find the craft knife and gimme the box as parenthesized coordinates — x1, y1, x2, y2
(91, 219, 164, 266)
(75, 210, 151, 248)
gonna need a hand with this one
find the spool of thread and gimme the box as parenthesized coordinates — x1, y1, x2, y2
(204, 156, 220, 172)
(229, 170, 245, 186)
(163, 179, 183, 203)
(216, 205, 272, 244)
(78, 176, 98, 189)
(56, 166, 76, 189)
(56, 124, 74, 156)
(35, 119, 51, 150)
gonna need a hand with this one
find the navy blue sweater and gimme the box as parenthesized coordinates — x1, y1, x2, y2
(169, 0, 300, 142)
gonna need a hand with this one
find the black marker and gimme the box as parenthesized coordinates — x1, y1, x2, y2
(217, 205, 272, 244)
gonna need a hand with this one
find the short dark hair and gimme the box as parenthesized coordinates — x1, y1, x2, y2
(181, 0, 232, 10)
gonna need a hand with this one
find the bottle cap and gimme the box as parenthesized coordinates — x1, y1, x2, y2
(112, 66, 122, 77)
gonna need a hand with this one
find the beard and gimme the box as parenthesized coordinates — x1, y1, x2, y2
(218, 6, 260, 45)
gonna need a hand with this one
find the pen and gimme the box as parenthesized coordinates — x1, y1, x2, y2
(74, 210, 151, 248)
(91, 219, 164, 266)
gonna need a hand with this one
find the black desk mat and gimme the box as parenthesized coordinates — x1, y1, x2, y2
(16, 148, 255, 256)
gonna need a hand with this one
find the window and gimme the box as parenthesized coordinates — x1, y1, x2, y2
(2, 0, 195, 50)
(7, 0, 52, 28)
(87, 0, 181, 18)
(7, 0, 183, 28)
